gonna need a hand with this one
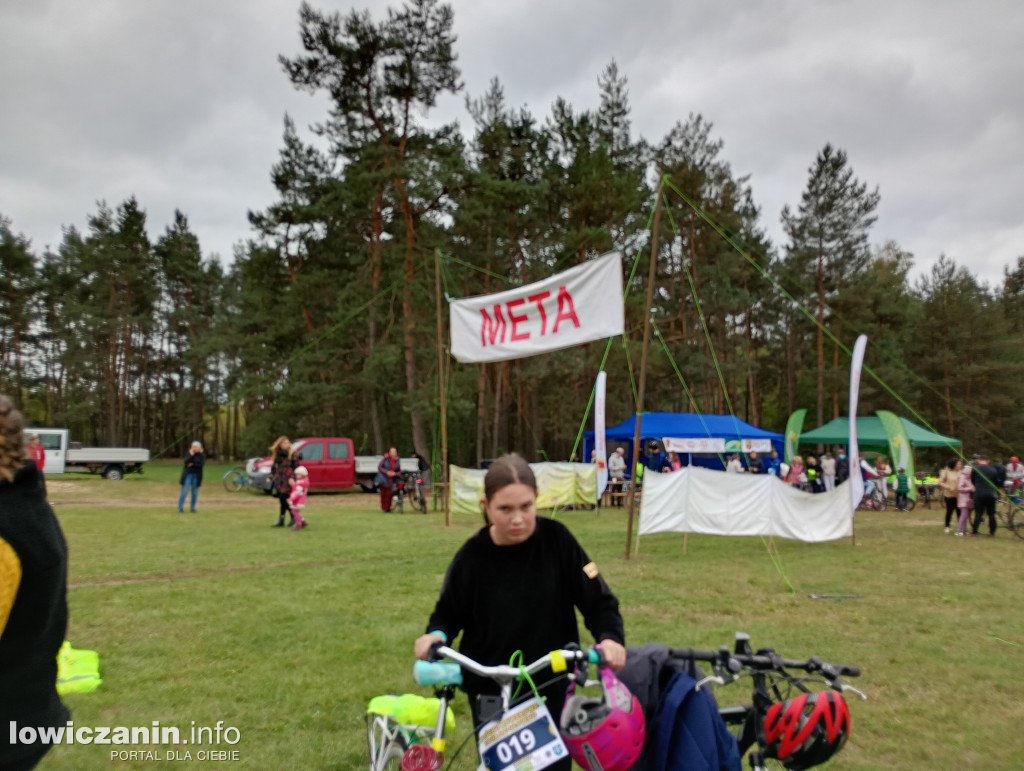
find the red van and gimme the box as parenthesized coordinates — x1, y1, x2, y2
(248, 437, 356, 491)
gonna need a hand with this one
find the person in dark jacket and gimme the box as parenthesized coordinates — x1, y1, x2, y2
(269, 436, 299, 528)
(414, 454, 626, 769)
(0, 395, 70, 771)
(641, 441, 672, 473)
(377, 447, 402, 512)
(177, 441, 205, 513)
(971, 454, 1001, 536)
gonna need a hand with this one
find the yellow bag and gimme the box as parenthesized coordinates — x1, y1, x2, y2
(367, 694, 455, 730)
(56, 640, 102, 694)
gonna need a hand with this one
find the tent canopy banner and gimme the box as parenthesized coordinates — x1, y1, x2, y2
(638, 466, 854, 543)
(800, 416, 960, 448)
(449, 252, 624, 364)
(664, 437, 774, 453)
(448, 463, 598, 515)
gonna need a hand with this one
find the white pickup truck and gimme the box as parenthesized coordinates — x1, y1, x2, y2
(26, 428, 151, 480)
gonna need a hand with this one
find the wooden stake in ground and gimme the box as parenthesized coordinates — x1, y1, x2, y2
(434, 249, 450, 526)
(625, 182, 664, 559)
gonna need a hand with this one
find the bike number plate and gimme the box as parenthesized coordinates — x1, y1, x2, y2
(476, 696, 568, 771)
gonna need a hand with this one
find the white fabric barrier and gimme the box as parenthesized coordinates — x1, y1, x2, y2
(448, 462, 598, 515)
(638, 466, 853, 542)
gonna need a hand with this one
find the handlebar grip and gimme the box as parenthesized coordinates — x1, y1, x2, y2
(413, 660, 463, 686)
(588, 648, 602, 664)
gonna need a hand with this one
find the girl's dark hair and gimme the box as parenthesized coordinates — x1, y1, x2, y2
(481, 454, 537, 525)
(0, 394, 26, 482)
(947, 458, 959, 469)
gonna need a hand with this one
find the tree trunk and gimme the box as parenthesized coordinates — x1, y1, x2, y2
(476, 363, 487, 467)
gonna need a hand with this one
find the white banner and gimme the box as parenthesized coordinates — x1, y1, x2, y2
(594, 371, 608, 496)
(848, 335, 868, 511)
(662, 437, 773, 454)
(638, 466, 853, 542)
(664, 437, 725, 453)
(449, 252, 624, 363)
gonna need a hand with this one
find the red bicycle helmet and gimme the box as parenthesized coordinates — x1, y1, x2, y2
(763, 691, 851, 771)
(559, 662, 645, 771)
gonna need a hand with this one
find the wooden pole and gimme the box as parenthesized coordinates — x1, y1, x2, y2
(625, 182, 664, 559)
(435, 249, 451, 526)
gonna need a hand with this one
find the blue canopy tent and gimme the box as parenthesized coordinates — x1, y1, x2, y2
(584, 412, 785, 474)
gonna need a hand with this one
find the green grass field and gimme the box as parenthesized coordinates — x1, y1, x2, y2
(31, 463, 1024, 769)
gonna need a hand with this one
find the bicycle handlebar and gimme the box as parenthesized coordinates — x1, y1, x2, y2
(415, 644, 601, 687)
(667, 647, 861, 678)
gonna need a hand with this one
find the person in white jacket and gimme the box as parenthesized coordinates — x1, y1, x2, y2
(726, 454, 745, 473)
(606, 447, 627, 506)
(820, 452, 837, 491)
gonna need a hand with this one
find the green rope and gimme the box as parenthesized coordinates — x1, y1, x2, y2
(651, 321, 727, 468)
(760, 536, 798, 594)
(661, 178, 970, 456)
(509, 650, 543, 704)
(567, 180, 666, 464)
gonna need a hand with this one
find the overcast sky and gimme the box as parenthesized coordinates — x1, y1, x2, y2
(2, 0, 1022, 287)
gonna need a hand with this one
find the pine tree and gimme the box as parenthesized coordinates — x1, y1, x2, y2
(781, 144, 880, 430)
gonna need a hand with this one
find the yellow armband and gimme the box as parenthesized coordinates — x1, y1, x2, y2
(0, 537, 22, 635)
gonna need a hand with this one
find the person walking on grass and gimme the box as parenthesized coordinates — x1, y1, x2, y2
(377, 447, 402, 512)
(414, 454, 626, 770)
(288, 466, 310, 530)
(269, 436, 299, 528)
(938, 458, 962, 533)
(178, 441, 205, 513)
(970, 454, 1000, 537)
(956, 463, 975, 536)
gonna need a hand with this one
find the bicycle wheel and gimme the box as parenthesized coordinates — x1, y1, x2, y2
(391, 490, 404, 514)
(994, 499, 1011, 530)
(1009, 503, 1024, 540)
(366, 714, 406, 771)
(904, 498, 916, 511)
(413, 484, 427, 514)
(222, 468, 245, 493)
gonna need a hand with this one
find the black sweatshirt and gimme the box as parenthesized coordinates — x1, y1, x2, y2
(0, 463, 70, 769)
(426, 517, 624, 695)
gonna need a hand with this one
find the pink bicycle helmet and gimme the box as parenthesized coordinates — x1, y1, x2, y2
(763, 691, 851, 771)
(559, 662, 646, 771)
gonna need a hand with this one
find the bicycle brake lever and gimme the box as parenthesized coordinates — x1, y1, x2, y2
(695, 675, 730, 691)
(840, 683, 868, 701)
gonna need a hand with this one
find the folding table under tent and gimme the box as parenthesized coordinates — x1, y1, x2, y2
(798, 416, 960, 450)
(584, 412, 784, 473)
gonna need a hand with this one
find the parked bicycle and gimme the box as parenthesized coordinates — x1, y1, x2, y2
(669, 632, 865, 771)
(857, 485, 887, 511)
(222, 466, 252, 493)
(994, 481, 1024, 539)
(367, 644, 604, 770)
(390, 471, 427, 514)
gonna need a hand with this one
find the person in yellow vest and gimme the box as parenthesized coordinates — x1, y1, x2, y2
(0, 394, 70, 771)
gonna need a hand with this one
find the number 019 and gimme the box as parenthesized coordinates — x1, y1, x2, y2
(495, 729, 537, 763)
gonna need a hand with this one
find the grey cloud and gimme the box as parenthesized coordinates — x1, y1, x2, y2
(1, 0, 1021, 280)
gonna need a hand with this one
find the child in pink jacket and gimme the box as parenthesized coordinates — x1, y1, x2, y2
(288, 466, 310, 530)
(956, 464, 974, 536)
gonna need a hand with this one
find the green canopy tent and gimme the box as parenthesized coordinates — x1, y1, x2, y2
(799, 416, 960, 449)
